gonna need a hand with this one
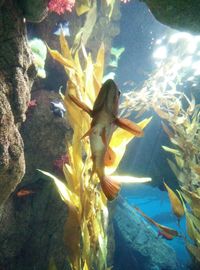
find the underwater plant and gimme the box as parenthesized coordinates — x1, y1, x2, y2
(120, 53, 200, 263)
(28, 38, 47, 78)
(163, 182, 184, 224)
(38, 30, 151, 269)
(48, 0, 75, 14)
(47, 0, 123, 18)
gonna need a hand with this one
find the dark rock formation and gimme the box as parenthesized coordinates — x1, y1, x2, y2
(112, 198, 179, 270)
(0, 0, 36, 206)
(0, 190, 179, 270)
(142, 0, 200, 34)
(21, 89, 72, 184)
(16, 0, 49, 22)
(0, 178, 70, 270)
(0, 90, 72, 270)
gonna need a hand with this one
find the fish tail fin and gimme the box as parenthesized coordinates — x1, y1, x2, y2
(101, 176, 121, 201)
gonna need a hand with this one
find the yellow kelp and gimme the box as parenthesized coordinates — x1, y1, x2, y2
(44, 36, 108, 269)
(178, 190, 200, 261)
(163, 182, 184, 222)
(75, 0, 91, 16)
(105, 117, 152, 175)
(42, 31, 151, 270)
(120, 68, 200, 262)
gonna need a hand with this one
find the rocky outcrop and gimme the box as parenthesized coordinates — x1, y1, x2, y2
(0, 178, 70, 270)
(0, 90, 72, 269)
(0, 190, 179, 270)
(112, 198, 179, 270)
(21, 89, 72, 184)
(142, 0, 200, 34)
(16, 0, 49, 22)
(0, 0, 36, 206)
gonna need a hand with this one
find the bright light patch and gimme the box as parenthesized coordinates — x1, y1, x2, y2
(187, 42, 197, 54)
(182, 56, 192, 67)
(194, 69, 200, 76)
(187, 76, 195, 81)
(169, 32, 192, 44)
(151, 30, 200, 90)
(156, 39, 162, 45)
(153, 46, 167, 59)
(192, 60, 200, 70)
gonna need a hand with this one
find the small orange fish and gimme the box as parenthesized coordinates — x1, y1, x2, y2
(16, 189, 35, 197)
(69, 79, 143, 200)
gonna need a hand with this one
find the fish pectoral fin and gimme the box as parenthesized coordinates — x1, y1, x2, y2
(104, 146, 116, 167)
(68, 94, 93, 116)
(115, 118, 144, 137)
(81, 127, 94, 139)
(101, 176, 121, 201)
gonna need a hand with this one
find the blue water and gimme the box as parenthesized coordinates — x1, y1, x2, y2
(121, 184, 191, 269)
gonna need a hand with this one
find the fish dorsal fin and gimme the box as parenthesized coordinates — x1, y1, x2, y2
(115, 118, 144, 137)
(104, 146, 116, 167)
(68, 94, 93, 116)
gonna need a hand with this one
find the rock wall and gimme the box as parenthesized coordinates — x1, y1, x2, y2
(0, 0, 36, 206)
(142, 0, 200, 33)
(21, 89, 72, 183)
(0, 178, 69, 270)
(113, 198, 179, 270)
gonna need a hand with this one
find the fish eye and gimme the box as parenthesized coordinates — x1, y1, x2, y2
(118, 90, 121, 96)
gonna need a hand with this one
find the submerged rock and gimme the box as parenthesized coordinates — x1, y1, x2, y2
(0, 0, 36, 206)
(142, 0, 200, 34)
(0, 186, 179, 270)
(0, 179, 69, 270)
(112, 198, 179, 270)
(21, 89, 72, 184)
(16, 0, 48, 22)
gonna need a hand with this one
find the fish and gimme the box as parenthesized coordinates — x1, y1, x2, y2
(157, 230, 175, 240)
(28, 99, 37, 109)
(16, 189, 35, 197)
(53, 154, 69, 173)
(53, 21, 70, 37)
(108, 60, 118, 68)
(151, 211, 176, 225)
(134, 207, 180, 240)
(110, 47, 125, 60)
(68, 79, 143, 200)
(50, 101, 66, 118)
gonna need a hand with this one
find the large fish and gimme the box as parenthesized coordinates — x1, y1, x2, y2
(69, 79, 143, 200)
